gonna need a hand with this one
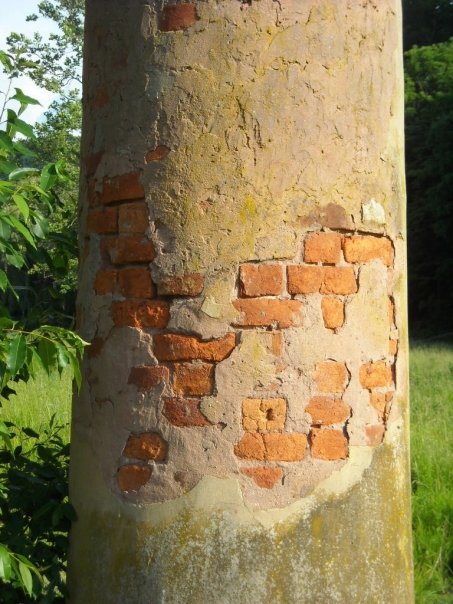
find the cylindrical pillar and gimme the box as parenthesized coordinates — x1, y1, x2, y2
(69, 1, 413, 602)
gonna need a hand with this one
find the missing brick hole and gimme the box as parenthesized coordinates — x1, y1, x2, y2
(266, 408, 276, 421)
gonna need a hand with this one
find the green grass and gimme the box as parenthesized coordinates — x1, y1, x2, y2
(0, 369, 72, 444)
(0, 345, 451, 602)
(411, 342, 453, 603)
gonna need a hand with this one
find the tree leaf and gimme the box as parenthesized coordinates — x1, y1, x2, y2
(12, 194, 30, 220)
(37, 339, 57, 374)
(0, 544, 12, 582)
(8, 167, 39, 181)
(6, 216, 36, 249)
(0, 270, 8, 292)
(10, 116, 35, 139)
(13, 140, 37, 158)
(18, 560, 33, 596)
(0, 131, 14, 152)
(12, 87, 41, 107)
(6, 334, 26, 376)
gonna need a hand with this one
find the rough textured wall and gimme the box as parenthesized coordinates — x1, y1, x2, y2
(69, 1, 413, 602)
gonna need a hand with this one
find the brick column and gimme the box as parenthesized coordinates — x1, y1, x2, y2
(68, 1, 413, 602)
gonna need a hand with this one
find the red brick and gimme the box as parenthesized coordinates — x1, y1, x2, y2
(85, 150, 103, 176)
(160, 4, 197, 31)
(233, 298, 303, 328)
(154, 332, 236, 362)
(157, 274, 204, 296)
(389, 339, 398, 356)
(242, 398, 286, 431)
(128, 366, 169, 390)
(272, 331, 283, 356)
(91, 86, 109, 109)
(117, 464, 151, 492)
(369, 392, 387, 420)
(359, 361, 392, 389)
(94, 269, 117, 295)
(314, 361, 349, 393)
(343, 235, 394, 266)
(172, 362, 214, 396)
(87, 337, 104, 359)
(87, 207, 118, 234)
(118, 267, 154, 298)
(104, 236, 155, 264)
(87, 176, 98, 207)
(145, 146, 170, 162)
(310, 428, 348, 460)
(263, 433, 307, 461)
(118, 202, 149, 234)
(123, 432, 168, 461)
(234, 433, 266, 460)
(304, 232, 342, 264)
(100, 172, 144, 205)
(287, 265, 323, 294)
(321, 297, 345, 330)
(163, 397, 210, 427)
(111, 299, 170, 329)
(365, 424, 385, 446)
(320, 267, 357, 295)
(306, 396, 350, 425)
(240, 467, 283, 489)
(239, 264, 284, 297)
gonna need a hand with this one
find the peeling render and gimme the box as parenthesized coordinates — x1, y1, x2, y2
(69, 1, 413, 602)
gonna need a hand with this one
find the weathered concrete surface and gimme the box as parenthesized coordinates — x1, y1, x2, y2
(69, 0, 413, 601)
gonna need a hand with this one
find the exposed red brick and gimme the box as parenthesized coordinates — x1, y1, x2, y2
(321, 297, 345, 330)
(233, 298, 303, 328)
(100, 172, 144, 205)
(370, 392, 387, 420)
(157, 274, 204, 296)
(92, 86, 109, 109)
(320, 267, 357, 295)
(263, 433, 307, 461)
(304, 232, 342, 264)
(117, 464, 151, 492)
(104, 236, 155, 264)
(163, 397, 210, 427)
(359, 361, 392, 389)
(365, 424, 385, 446)
(123, 432, 168, 461)
(271, 331, 283, 357)
(172, 362, 214, 396)
(145, 146, 170, 162)
(234, 433, 266, 460)
(240, 467, 283, 489)
(314, 361, 349, 393)
(388, 297, 395, 326)
(343, 235, 394, 266)
(85, 150, 103, 176)
(118, 267, 154, 298)
(239, 264, 284, 297)
(87, 336, 104, 359)
(160, 4, 197, 31)
(154, 332, 236, 362)
(287, 265, 323, 294)
(306, 396, 350, 425)
(128, 366, 169, 390)
(94, 269, 117, 295)
(242, 398, 286, 431)
(111, 299, 170, 329)
(389, 339, 398, 356)
(118, 202, 149, 234)
(87, 176, 98, 207)
(310, 428, 348, 460)
(87, 207, 118, 234)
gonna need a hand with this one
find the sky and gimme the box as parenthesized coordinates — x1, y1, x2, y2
(0, 0, 60, 123)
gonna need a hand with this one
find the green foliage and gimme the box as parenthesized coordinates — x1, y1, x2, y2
(0, 417, 72, 602)
(7, 0, 84, 92)
(0, 52, 86, 599)
(411, 342, 453, 602)
(404, 38, 453, 335)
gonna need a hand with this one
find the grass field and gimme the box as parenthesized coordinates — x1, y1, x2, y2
(0, 344, 451, 602)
